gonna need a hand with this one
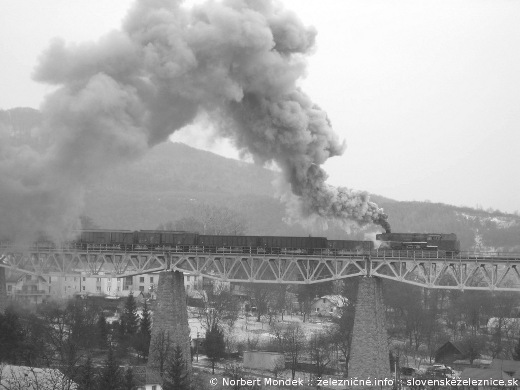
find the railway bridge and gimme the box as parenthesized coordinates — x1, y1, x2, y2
(2, 246, 520, 385)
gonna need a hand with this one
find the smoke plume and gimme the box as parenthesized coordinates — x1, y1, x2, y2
(1, 0, 389, 242)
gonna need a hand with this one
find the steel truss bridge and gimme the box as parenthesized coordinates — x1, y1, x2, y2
(2, 245, 520, 291)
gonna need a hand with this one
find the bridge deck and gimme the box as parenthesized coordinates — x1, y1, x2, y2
(2, 245, 520, 290)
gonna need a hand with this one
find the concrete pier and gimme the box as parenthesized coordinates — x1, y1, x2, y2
(147, 271, 192, 384)
(0, 267, 7, 314)
(348, 277, 391, 386)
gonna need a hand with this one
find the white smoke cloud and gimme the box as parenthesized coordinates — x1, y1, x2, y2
(0, 0, 389, 242)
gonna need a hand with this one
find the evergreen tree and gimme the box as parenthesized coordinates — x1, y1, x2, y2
(114, 320, 128, 358)
(163, 345, 190, 390)
(97, 311, 108, 348)
(205, 324, 225, 374)
(78, 356, 97, 390)
(140, 300, 152, 337)
(122, 367, 136, 390)
(121, 293, 139, 336)
(513, 337, 520, 361)
(0, 306, 24, 363)
(98, 347, 123, 390)
(135, 300, 152, 359)
(115, 320, 126, 342)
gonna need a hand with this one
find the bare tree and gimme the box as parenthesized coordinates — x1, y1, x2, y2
(0, 364, 78, 390)
(488, 292, 519, 358)
(309, 332, 333, 384)
(283, 324, 306, 380)
(150, 330, 173, 378)
(329, 304, 355, 376)
(271, 358, 286, 380)
(460, 334, 486, 364)
(197, 204, 247, 235)
(196, 280, 239, 331)
(246, 283, 273, 322)
(223, 364, 250, 390)
(269, 322, 285, 352)
(271, 285, 288, 321)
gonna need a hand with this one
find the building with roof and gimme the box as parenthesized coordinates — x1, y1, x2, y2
(311, 295, 348, 317)
(5, 271, 50, 304)
(435, 341, 469, 364)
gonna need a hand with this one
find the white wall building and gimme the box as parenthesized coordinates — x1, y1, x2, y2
(44, 272, 203, 299)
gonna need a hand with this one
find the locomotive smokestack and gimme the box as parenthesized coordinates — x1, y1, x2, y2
(1, 0, 390, 241)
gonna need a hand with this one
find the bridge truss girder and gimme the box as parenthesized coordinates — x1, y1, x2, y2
(170, 255, 366, 284)
(371, 258, 520, 291)
(2, 248, 520, 290)
(0, 251, 168, 278)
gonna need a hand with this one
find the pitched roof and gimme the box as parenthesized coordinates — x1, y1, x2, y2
(450, 341, 469, 355)
(436, 341, 468, 356)
(5, 270, 24, 283)
(4, 270, 47, 284)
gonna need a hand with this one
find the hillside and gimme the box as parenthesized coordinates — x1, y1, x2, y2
(2, 107, 519, 250)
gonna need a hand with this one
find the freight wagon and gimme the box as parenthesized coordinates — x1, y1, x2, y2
(327, 240, 374, 255)
(75, 230, 133, 250)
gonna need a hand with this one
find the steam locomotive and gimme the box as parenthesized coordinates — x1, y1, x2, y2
(376, 232, 460, 254)
(19, 229, 460, 256)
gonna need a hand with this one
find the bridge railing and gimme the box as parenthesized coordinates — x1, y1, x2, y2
(0, 242, 369, 257)
(371, 250, 520, 261)
(3, 241, 520, 262)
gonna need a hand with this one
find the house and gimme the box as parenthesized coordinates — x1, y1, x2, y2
(0, 364, 77, 389)
(45, 272, 202, 300)
(310, 295, 348, 317)
(490, 359, 520, 377)
(5, 271, 51, 304)
(435, 341, 469, 364)
(487, 317, 520, 333)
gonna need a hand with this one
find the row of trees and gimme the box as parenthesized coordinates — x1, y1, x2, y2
(157, 203, 247, 235)
(384, 279, 520, 364)
(0, 349, 137, 390)
(0, 292, 153, 389)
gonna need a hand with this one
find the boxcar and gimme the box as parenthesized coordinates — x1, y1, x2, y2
(135, 230, 162, 245)
(258, 236, 327, 254)
(76, 230, 133, 250)
(160, 232, 198, 246)
(111, 231, 134, 245)
(328, 240, 374, 252)
(79, 230, 112, 244)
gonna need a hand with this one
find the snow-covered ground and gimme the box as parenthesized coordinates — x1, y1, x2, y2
(188, 309, 335, 345)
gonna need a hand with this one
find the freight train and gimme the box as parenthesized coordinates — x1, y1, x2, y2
(72, 230, 374, 255)
(14, 229, 460, 256)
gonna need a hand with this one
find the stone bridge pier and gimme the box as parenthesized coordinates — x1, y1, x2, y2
(147, 271, 192, 384)
(0, 267, 7, 314)
(348, 276, 391, 387)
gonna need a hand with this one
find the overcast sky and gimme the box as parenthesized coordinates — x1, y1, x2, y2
(2, 0, 520, 213)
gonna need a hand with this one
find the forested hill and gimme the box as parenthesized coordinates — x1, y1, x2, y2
(2, 107, 519, 251)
